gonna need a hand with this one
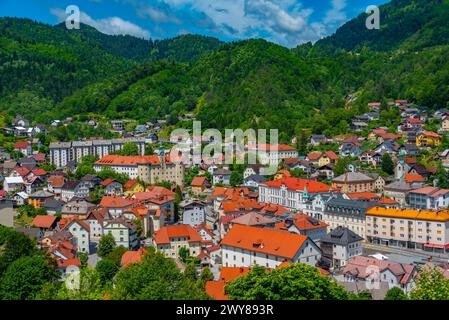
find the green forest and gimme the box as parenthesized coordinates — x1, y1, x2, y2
(1, 0, 449, 139)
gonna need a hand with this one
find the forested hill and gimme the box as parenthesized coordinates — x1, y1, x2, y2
(300, 0, 449, 56)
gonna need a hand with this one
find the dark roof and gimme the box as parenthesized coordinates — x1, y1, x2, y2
(42, 199, 65, 209)
(244, 174, 267, 183)
(62, 180, 83, 190)
(321, 226, 363, 246)
(325, 198, 379, 217)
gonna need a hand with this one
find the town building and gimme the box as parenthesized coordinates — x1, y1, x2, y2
(258, 177, 332, 211)
(221, 224, 321, 269)
(406, 187, 449, 210)
(181, 199, 207, 226)
(320, 226, 363, 269)
(366, 207, 449, 252)
(94, 154, 184, 186)
(49, 138, 146, 168)
(332, 172, 375, 193)
(103, 218, 139, 249)
(323, 198, 379, 239)
(153, 225, 202, 258)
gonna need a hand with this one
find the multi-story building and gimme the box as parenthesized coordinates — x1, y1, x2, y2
(94, 154, 184, 186)
(62, 218, 90, 254)
(258, 177, 332, 212)
(246, 144, 298, 165)
(320, 226, 364, 269)
(323, 198, 379, 239)
(332, 172, 375, 193)
(366, 207, 449, 252)
(49, 142, 72, 168)
(181, 200, 207, 226)
(103, 218, 139, 249)
(406, 187, 449, 210)
(153, 225, 202, 258)
(221, 224, 321, 268)
(49, 138, 146, 168)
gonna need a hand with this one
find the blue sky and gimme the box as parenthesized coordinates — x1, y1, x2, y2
(0, 0, 389, 47)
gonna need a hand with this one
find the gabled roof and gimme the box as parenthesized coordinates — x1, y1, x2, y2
(123, 179, 140, 190)
(333, 172, 373, 183)
(153, 225, 202, 244)
(231, 212, 274, 226)
(47, 176, 65, 188)
(100, 178, 119, 187)
(14, 141, 30, 149)
(100, 196, 136, 208)
(63, 217, 90, 232)
(31, 215, 57, 229)
(191, 176, 209, 187)
(262, 177, 331, 193)
(321, 226, 363, 246)
(121, 248, 148, 268)
(221, 224, 309, 259)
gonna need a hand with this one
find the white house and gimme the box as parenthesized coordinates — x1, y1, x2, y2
(181, 200, 207, 226)
(4, 176, 24, 192)
(63, 218, 90, 254)
(221, 224, 321, 269)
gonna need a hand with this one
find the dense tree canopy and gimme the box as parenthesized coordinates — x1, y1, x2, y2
(225, 264, 349, 300)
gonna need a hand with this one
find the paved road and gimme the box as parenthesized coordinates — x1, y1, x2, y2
(363, 243, 449, 265)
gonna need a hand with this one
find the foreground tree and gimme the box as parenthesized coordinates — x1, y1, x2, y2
(96, 259, 119, 284)
(225, 264, 349, 300)
(381, 153, 394, 175)
(410, 268, 449, 300)
(98, 233, 116, 258)
(384, 287, 408, 300)
(111, 252, 208, 300)
(0, 255, 57, 300)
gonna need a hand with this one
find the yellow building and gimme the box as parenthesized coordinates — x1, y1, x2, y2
(123, 179, 144, 197)
(416, 131, 441, 147)
(366, 207, 449, 252)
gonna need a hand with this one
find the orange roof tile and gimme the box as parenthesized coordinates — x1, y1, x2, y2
(378, 197, 398, 205)
(47, 176, 65, 188)
(205, 281, 228, 300)
(191, 176, 208, 187)
(404, 173, 425, 183)
(95, 155, 163, 167)
(121, 248, 148, 268)
(100, 178, 117, 187)
(348, 192, 380, 201)
(153, 225, 202, 244)
(31, 215, 57, 229)
(262, 177, 331, 193)
(221, 224, 308, 259)
(100, 196, 136, 208)
(123, 179, 139, 190)
(367, 207, 449, 222)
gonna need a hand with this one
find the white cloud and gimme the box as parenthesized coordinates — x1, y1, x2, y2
(324, 0, 347, 26)
(50, 7, 151, 39)
(137, 4, 182, 24)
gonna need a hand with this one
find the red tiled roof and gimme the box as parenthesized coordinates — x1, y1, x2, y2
(205, 281, 228, 300)
(348, 192, 380, 201)
(100, 196, 136, 208)
(47, 176, 65, 188)
(32, 169, 47, 176)
(404, 173, 425, 183)
(221, 224, 308, 259)
(123, 179, 139, 190)
(153, 225, 202, 244)
(95, 155, 163, 167)
(33, 153, 46, 162)
(15, 167, 30, 177)
(191, 176, 208, 187)
(56, 258, 81, 269)
(100, 178, 117, 187)
(121, 248, 148, 268)
(378, 197, 398, 205)
(31, 215, 57, 229)
(14, 141, 30, 149)
(262, 177, 331, 193)
(420, 131, 440, 138)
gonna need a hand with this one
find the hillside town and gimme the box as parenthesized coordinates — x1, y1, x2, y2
(2, 99, 449, 300)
